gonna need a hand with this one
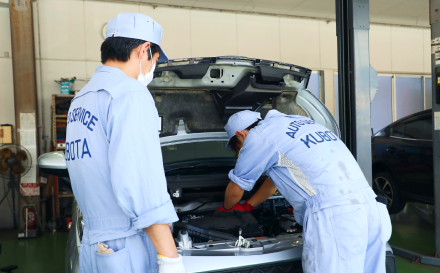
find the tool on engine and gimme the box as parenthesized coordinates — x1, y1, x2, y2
(175, 230, 193, 249)
(235, 228, 250, 248)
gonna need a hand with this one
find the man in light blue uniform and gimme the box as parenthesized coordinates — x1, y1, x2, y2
(66, 13, 186, 273)
(218, 110, 392, 273)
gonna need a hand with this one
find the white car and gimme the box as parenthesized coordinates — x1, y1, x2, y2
(39, 56, 396, 273)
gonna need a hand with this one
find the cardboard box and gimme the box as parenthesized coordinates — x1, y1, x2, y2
(0, 125, 13, 144)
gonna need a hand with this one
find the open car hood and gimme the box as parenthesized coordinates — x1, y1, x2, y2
(150, 56, 338, 137)
(151, 56, 312, 91)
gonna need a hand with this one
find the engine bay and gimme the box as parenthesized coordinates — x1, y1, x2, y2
(169, 185, 303, 251)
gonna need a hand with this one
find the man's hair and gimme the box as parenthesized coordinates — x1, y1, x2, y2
(100, 37, 161, 64)
(229, 120, 261, 157)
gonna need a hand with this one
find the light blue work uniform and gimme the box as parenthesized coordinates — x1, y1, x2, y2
(229, 110, 392, 273)
(65, 65, 178, 273)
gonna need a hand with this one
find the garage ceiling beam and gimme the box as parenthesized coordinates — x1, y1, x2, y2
(335, 0, 372, 185)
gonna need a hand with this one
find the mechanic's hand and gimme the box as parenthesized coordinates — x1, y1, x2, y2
(214, 204, 234, 216)
(214, 201, 254, 216)
(158, 255, 187, 273)
(232, 200, 254, 212)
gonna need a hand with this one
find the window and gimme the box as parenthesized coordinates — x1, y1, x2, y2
(308, 72, 321, 101)
(396, 77, 423, 120)
(371, 76, 392, 133)
(404, 118, 432, 140)
(392, 124, 405, 138)
(425, 77, 432, 110)
(374, 129, 386, 137)
(335, 74, 393, 132)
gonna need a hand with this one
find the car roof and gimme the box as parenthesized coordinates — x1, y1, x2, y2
(387, 109, 431, 128)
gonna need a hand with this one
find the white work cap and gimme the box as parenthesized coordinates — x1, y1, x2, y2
(224, 110, 261, 149)
(106, 13, 169, 63)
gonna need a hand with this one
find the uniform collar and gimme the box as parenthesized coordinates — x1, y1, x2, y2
(95, 66, 128, 77)
(265, 109, 282, 120)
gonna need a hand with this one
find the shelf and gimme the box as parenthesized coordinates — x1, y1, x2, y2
(56, 94, 75, 98)
(52, 94, 76, 220)
(59, 194, 74, 198)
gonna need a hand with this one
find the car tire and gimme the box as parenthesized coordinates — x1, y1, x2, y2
(373, 172, 406, 214)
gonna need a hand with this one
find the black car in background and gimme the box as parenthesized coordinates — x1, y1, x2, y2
(372, 109, 433, 214)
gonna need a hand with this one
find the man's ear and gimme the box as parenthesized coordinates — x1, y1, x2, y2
(138, 42, 151, 59)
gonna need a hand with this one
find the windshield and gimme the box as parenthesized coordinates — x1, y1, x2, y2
(161, 140, 235, 165)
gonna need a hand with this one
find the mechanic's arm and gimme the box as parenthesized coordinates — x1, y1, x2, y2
(247, 178, 277, 207)
(224, 178, 277, 209)
(107, 91, 179, 256)
(224, 132, 278, 209)
(145, 224, 178, 258)
(224, 181, 245, 210)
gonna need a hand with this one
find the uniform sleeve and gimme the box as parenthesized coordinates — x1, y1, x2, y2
(107, 91, 178, 231)
(228, 131, 278, 191)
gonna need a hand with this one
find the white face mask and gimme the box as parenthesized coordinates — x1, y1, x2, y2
(137, 46, 156, 87)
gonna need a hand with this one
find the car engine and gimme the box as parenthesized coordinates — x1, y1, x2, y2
(169, 187, 301, 246)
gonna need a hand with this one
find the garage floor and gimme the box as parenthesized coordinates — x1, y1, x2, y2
(0, 230, 67, 273)
(1, 204, 440, 273)
(388, 203, 440, 272)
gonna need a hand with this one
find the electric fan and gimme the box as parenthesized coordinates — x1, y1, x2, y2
(0, 144, 32, 229)
(0, 144, 31, 178)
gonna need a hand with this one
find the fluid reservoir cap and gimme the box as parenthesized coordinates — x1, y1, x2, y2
(177, 229, 192, 249)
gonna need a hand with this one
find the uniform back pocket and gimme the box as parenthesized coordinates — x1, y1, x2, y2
(95, 248, 133, 273)
(331, 208, 368, 260)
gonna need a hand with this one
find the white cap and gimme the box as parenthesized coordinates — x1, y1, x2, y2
(106, 13, 168, 63)
(224, 110, 261, 149)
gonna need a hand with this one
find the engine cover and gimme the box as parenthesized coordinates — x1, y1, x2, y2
(188, 213, 262, 238)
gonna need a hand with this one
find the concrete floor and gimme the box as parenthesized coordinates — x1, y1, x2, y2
(0, 230, 67, 273)
(389, 203, 440, 272)
(0, 204, 440, 273)
(389, 205, 436, 256)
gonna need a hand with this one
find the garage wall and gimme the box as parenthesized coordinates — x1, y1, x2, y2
(0, 6, 17, 229)
(0, 7, 14, 128)
(32, 0, 431, 151)
(370, 24, 431, 74)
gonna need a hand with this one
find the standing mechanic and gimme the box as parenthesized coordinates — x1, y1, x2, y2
(216, 109, 392, 273)
(65, 13, 186, 273)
